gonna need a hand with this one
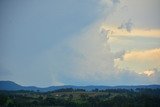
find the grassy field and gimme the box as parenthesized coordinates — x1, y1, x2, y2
(0, 88, 160, 107)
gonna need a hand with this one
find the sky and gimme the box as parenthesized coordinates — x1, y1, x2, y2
(0, 0, 160, 87)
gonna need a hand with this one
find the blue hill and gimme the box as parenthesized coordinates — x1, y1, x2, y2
(0, 81, 160, 92)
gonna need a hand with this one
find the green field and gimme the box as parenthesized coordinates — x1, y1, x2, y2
(0, 88, 160, 107)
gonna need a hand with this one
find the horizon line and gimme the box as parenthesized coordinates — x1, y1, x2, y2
(0, 80, 160, 88)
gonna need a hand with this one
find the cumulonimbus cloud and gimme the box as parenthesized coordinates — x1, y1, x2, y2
(48, 0, 160, 85)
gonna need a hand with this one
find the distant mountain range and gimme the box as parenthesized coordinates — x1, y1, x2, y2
(0, 81, 160, 92)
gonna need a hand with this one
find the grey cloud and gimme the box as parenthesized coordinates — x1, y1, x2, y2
(111, 0, 120, 4)
(114, 50, 125, 60)
(100, 28, 110, 40)
(118, 19, 134, 32)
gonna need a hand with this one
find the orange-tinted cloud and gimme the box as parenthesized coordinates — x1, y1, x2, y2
(115, 48, 160, 72)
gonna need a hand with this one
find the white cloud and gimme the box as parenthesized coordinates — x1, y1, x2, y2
(140, 70, 155, 77)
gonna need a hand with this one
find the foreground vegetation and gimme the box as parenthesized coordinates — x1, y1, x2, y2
(0, 88, 160, 107)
